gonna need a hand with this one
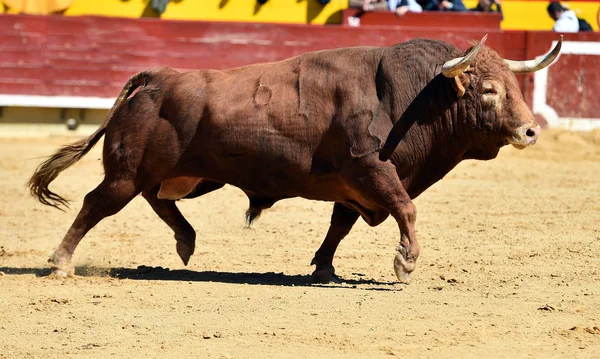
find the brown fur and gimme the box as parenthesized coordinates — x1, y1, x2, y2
(28, 38, 544, 282)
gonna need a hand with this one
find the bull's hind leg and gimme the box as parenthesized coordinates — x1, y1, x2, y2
(143, 187, 200, 265)
(310, 203, 360, 284)
(49, 178, 139, 277)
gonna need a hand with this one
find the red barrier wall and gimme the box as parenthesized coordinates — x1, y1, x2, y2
(1, 14, 599, 128)
(521, 31, 600, 124)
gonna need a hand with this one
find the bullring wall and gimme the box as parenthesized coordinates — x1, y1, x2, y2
(3, 0, 599, 31)
(1, 14, 599, 129)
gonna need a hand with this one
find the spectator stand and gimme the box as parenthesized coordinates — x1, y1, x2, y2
(342, 8, 502, 29)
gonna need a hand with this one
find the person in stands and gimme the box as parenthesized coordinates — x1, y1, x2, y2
(424, 0, 466, 12)
(389, 0, 423, 16)
(348, 0, 389, 11)
(470, 0, 503, 20)
(547, 2, 579, 32)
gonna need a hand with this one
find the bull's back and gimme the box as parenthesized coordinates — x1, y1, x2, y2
(207, 47, 381, 151)
(164, 47, 383, 198)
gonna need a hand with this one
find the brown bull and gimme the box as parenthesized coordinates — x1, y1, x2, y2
(28, 35, 562, 283)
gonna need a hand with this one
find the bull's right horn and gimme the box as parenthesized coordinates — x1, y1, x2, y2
(442, 34, 488, 78)
(504, 35, 563, 74)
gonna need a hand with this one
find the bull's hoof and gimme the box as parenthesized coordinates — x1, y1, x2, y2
(49, 267, 74, 278)
(393, 251, 414, 284)
(47, 253, 74, 278)
(394, 268, 411, 284)
(310, 266, 341, 284)
(176, 241, 194, 266)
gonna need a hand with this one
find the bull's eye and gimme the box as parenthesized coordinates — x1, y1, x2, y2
(483, 88, 497, 95)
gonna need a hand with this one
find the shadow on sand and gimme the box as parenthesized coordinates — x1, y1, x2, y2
(0, 266, 403, 291)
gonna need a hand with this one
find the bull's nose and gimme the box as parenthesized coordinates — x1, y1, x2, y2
(525, 125, 541, 144)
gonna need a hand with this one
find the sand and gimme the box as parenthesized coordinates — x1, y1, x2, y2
(1, 128, 599, 358)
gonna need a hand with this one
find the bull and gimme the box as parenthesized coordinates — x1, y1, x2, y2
(28, 35, 562, 283)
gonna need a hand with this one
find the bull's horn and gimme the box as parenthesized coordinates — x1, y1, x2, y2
(504, 35, 563, 74)
(442, 34, 488, 78)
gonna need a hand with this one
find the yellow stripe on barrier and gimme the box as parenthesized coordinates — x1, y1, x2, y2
(63, 0, 346, 24)
(64, 0, 151, 18)
(162, 0, 346, 24)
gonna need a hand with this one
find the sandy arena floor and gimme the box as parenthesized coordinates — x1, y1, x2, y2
(0, 128, 599, 358)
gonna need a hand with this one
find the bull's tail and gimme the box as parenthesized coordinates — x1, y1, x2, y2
(27, 71, 151, 210)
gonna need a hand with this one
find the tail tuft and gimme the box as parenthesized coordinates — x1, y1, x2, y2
(245, 207, 262, 227)
(27, 138, 93, 210)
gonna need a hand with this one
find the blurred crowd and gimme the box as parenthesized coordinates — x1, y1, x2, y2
(348, 0, 502, 18)
(348, 0, 595, 32)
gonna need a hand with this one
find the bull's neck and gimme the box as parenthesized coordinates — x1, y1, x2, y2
(388, 101, 470, 199)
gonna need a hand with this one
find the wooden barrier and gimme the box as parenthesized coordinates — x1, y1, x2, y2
(0, 14, 598, 129)
(0, 13, 522, 100)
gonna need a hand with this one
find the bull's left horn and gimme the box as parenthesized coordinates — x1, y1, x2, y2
(504, 35, 563, 74)
(442, 34, 488, 78)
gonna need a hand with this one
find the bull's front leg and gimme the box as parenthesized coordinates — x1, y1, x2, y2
(391, 199, 419, 283)
(341, 155, 420, 283)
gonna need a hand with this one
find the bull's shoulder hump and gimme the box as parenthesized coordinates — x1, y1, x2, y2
(383, 39, 462, 62)
(302, 46, 384, 61)
(221, 46, 384, 72)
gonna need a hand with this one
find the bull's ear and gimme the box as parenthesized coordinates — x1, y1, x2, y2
(451, 72, 470, 98)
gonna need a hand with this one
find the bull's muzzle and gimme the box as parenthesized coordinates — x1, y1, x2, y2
(509, 124, 541, 149)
